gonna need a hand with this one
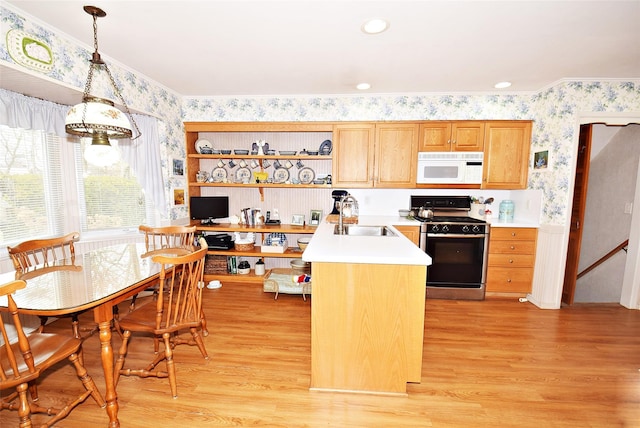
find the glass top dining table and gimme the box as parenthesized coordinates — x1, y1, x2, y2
(0, 242, 164, 427)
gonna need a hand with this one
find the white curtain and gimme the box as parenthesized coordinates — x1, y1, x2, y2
(119, 115, 167, 213)
(0, 88, 167, 214)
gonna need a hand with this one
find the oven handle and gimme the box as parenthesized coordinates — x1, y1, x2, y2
(426, 233, 487, 239)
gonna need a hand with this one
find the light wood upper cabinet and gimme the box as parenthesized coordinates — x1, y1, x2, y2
(333, 122, 418, 188)
(332, 123, 376, 187)
(375, 123, 419, 187)
(482, 121, 532, 189)
(419, 121, 485, 152)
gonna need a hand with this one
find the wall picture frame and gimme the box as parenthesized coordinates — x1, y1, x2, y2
(310, 209, 323, 226)
(533, 149, 550, 171)
(172, 188, 185, 206)
(291, 214, 305, 226)
(172, 158, 185, 176)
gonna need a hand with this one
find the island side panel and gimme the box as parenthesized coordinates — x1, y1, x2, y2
(310, 262, 426, 394)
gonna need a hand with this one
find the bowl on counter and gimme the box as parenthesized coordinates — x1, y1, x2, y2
(398, 209, 410, 217)
(290, 259, 311, 274)
(297, 237, 311, 251)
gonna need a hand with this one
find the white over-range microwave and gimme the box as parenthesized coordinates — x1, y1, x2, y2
(416, 152, 484, 184)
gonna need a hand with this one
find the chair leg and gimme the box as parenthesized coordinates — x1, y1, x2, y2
(192, 327, 209, 359)
(37, 316, 48, 333)
(129, 293, 138, 312)
(162, 332, 178, 398)
(114, 330, 131, 386)
(200, 309, 208, 337)
(15, 382, 32, 428)
(69, 352, 106, 407)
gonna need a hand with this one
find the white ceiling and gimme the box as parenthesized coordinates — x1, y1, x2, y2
(4, 0, 640, 99)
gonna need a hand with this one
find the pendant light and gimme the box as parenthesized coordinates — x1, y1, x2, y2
(65, 5, 140, 165)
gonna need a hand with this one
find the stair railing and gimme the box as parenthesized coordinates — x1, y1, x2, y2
(577, 239, 629, 279)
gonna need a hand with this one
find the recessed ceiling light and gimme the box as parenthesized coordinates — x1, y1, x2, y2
(356, 83, 371, 90)
(361, 18, 389, 34)
(494, 81, 512, 89)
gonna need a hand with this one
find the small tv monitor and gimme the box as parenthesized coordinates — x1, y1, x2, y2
(190, 196, 229, 221)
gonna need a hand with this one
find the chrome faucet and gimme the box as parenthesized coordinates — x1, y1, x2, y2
(338, 194, 358, 234)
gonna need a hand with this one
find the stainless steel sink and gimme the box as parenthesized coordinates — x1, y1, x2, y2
(333, 225, 397, 236)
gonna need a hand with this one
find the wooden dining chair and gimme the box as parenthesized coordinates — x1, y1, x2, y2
(114, 245, 209, 398)
(6, 232, 89, 338)
(0, 279, 105, 426)
(127, 225, 198, 313)
(139, 224, 197, 258)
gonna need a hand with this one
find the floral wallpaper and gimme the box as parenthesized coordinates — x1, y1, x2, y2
(2, 4, 639, 225)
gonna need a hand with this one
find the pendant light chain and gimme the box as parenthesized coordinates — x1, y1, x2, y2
(81, 10, 141, 140)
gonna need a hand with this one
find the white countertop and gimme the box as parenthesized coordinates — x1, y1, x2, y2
(302, 216, 431, 266)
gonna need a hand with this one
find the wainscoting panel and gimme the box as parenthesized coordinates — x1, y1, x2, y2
(529, 224, 567, 309)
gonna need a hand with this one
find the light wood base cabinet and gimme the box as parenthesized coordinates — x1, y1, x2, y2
(393, 225, 420, 246)
(311, 262, 426, 394)
(486, 227, 537, 293)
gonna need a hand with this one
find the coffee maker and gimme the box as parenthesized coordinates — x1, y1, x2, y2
(330, 190, 348, 215)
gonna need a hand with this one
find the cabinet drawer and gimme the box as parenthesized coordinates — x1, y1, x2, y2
(489, 240, 536, 255)
(486, 267, 534, 293)
(487, 253, 535, 268)
(491, 227, 537, 240)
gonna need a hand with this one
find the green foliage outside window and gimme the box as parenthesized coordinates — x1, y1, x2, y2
(84, 175, 146, 230)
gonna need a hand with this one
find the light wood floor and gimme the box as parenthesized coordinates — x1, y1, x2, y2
(5, 284, 639, 427)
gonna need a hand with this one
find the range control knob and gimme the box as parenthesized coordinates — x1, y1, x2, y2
(431, 225, 440, 233)
(472, 225, 482, 233)
(442, 225, 450, 233)
(462, 225, 470, 233)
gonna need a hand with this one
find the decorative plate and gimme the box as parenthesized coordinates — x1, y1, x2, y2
(211, 167, 228, 182)
(7, 29, 54, 73)
(195, 139, 213, 154)
(298, 167, 315, 184)
(273, 167, 290, 183)
(235, 167, 251, 182)
(319, 139, 332, 155)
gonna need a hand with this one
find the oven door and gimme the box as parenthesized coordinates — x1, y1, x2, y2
(424, 233, 487, 288)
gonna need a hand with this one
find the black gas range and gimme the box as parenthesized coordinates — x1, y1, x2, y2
(410, 195, 490, 300)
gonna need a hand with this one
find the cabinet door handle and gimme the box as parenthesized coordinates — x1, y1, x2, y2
(509, 259, 514, 263)
(510, 245, 515, 250)
(507, 278, 512, 283)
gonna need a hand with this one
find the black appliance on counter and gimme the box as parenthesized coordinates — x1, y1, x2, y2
(330, 190, 348, 215)
(410, 195, 490, 300)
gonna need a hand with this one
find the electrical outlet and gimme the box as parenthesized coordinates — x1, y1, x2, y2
(624, 202, 633, 214)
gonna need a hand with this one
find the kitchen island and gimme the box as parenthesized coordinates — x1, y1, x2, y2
(302, 216, 431, 395)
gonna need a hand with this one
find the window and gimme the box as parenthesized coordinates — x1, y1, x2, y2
(75, 139, 148, 232)
(0, 125, 64, 244)
(0, 125, 154, 247)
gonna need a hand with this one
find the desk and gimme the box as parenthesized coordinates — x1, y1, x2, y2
(0, 243, 160, 427)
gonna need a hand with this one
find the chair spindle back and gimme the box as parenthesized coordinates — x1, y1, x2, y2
(7, 232, 80, 273)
